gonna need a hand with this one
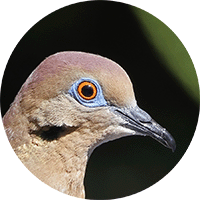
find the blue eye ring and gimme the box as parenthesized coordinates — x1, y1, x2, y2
(68, 78, 107, 107)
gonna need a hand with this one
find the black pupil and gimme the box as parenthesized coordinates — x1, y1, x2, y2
(81, 85, 94, 97)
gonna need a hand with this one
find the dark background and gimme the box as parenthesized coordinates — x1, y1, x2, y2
(0, 1, 199, 199)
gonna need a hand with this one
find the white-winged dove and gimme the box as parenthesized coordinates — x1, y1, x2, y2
(3, 52, 176, 198)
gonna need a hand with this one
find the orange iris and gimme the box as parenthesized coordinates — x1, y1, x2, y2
(78, 81, 97, 100)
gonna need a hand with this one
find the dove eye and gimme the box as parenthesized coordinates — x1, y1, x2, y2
(68, 78, 107, 107)
(78, 81, 97, 100)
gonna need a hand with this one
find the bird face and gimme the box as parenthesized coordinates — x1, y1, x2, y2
(16, 52, 175, 155)
(65, 75, 176, 153)
(3, 52, 176, 198)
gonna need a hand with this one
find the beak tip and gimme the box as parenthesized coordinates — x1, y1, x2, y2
(166, 134, 176, 152)
(171, 140, 176, 153)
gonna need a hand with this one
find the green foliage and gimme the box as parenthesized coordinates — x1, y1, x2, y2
(133, 7, 199, 105)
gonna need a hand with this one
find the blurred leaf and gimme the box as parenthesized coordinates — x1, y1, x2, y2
(133, 7, 199, 104)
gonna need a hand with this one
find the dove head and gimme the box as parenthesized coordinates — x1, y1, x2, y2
(8, 52, 175, 153)
(3, 51, 176, 198)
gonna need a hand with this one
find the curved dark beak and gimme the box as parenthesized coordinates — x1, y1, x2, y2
(112, 105, 176, 152)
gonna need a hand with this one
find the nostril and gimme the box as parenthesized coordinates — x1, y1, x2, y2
(140, 120, 152, 124)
